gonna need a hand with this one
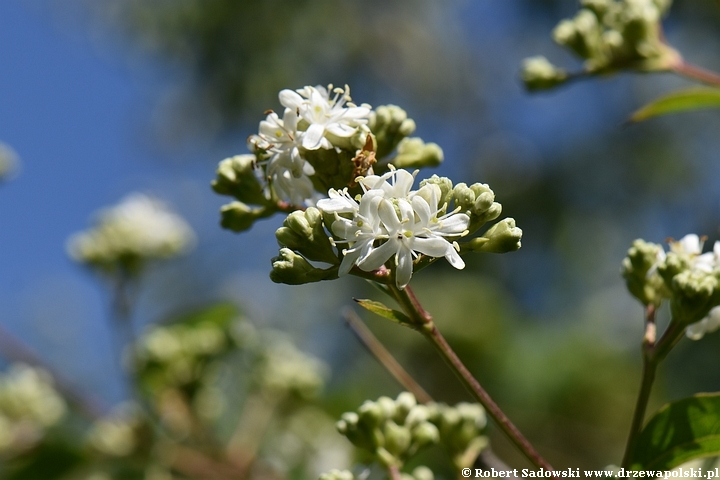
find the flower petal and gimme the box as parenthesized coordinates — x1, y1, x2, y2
(395, 246, 414, 289)
(358, 238, 398, 271)
(302, 123, 326, 150)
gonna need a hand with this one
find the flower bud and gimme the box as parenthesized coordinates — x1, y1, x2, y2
(377, 396, 397, 420)
(521, 56, 568, 91)
(275, 208, 338, 264)
(302, 147, 356, 191)
(411, 422, 440, 447)
(411, 466, 435, 480)
(220, 201, 267, 233)
(394, 392, 417, 422)
(369, 105, 418, 159)
(358, 400, 384, 427)
(466, 218, 522, 254)
(621, 239, 667, 306)
(384, 421, 411, 457)
(211, 155, 267, 205)
(419, 175, 454, 208)
(392, 138, 443, 170)
(269, 248, 336, 285)
(670, 269, 719, 326)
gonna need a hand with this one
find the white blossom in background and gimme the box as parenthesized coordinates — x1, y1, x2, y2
(279, 84, 372, 150)
(318, 168, 469, 289)
(0, 364, 67, 452)
(67, 193, 196, 269)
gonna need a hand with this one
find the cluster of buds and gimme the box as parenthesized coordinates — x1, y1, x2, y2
(212, 84, 442, 233)
(0, 364, 67, 454)
(271, 168, 521, 289)
(622, 234, 720, 339)
(67, 193, 195, 276)
(334, 392, 487, 474)
(522, 0, 678, 91)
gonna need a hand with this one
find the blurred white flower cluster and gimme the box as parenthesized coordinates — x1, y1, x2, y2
(67, 193, 195, 273)
(0, 364, 67, 452)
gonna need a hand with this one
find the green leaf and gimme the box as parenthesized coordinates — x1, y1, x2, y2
(353, 298, 414, 327)
(631, 392, 720, 470)
(630, 88, 720, 122)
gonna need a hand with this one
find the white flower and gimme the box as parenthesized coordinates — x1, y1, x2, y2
(687, 306, 720, 340)
(358, 195, 467, 289)
(322, 190, 385, 275)
(318, 169, 469, 289)
(279, 85, 371, 150)
(669, 234, 716, 272)
(358, 167, 417, 199)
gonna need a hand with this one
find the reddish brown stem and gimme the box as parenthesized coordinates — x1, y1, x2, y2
(391, 285, 553, 471)
(672, 60, 720, 87)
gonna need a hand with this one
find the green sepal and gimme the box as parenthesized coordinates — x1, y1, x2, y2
(353, 299, 415, 327)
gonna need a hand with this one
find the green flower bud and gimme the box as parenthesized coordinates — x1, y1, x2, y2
(394, 392, 417, 423)
(621, 239, 667, 306)
(411, 466, 435, 480)
(392, 138, 443, 170)
(369, 105, 418, 159)
(358, 400, 384, 427)
(220, 201, 267, 233)
(411, 422, 440, 447)
(452, 183, 502, 232)
(384, 421, 412, 457)
(466, 218, 522, 254)
(269, 248, 336, 285)
(670, 269, 718, 326)
(521, 56, 569, 91)
(377, 396, 397, 420)
(211, 155, 267, 205)
(419, 175, 454, 208)
(275, 208, 338, 264)
(405, 405, 430, 427)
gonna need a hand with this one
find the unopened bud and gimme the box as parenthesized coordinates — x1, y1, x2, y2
(521, 56, 568, 91)
(392, 138, 443, 169)
(220, 202, 266, 233)
(269, 248, 335, 285)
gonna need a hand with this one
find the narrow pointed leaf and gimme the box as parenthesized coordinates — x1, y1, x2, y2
(630, 88, 720, 123)
(631, 392, 720, 470)
(353, 298, 413, 327)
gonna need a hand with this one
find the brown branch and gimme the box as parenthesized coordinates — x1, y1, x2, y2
(343, 308, 433, 404)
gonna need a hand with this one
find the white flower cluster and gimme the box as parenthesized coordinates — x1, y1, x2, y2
(249, 84, 372, 206)
(67, 193, 195, 271)
(663, 234, 720, 340)
(0, 364, 67, 452)
(317, 168, 469, 289)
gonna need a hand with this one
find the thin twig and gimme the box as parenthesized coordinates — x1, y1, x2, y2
(621, 305, 657, 468)
(343, 308, 433, 404)
(672, 60, 720, 87)
(389, 284, 553, 471)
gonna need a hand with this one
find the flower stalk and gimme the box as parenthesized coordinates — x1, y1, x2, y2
(389, 284, 553, 471)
